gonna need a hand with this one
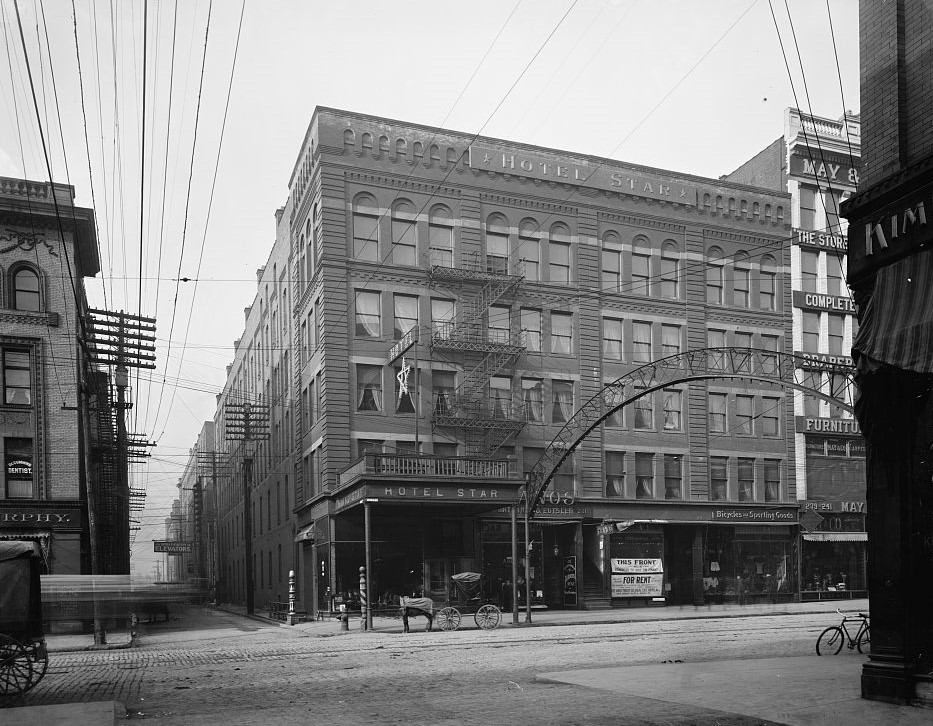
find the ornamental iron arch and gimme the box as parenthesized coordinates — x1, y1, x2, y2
(524, 347, 856, 518)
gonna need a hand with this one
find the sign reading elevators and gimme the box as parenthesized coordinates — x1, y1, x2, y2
(153, 540, 194, 554)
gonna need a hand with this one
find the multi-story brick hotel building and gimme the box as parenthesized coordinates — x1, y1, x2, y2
(208, 107, 800, 614)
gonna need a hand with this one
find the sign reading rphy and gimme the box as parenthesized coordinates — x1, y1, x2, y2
(469, 144, 697, 204)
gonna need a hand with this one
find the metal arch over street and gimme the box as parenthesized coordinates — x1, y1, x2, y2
(524, 347, 856, 518)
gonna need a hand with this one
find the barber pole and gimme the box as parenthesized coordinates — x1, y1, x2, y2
(359, 566, 368, 631)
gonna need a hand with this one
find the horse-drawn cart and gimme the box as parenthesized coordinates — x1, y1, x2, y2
(0, 540, 48, 697)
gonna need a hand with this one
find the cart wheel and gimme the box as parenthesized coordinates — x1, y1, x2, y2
(0, 634, 33, 697)
(436, 607, 461, 631)
(26, 642, 48, 691)
(474, 604, 501, 630)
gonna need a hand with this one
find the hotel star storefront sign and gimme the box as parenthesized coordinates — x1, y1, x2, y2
(468, 143, 697, 204)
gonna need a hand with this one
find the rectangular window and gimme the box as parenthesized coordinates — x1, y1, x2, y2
(738, 458, 755, 502)
(660, 255, 679, 299)
(799, 186, 817, 229)
(662, 389, 682, 431)
(734, 265, 750, 307)
(801, 250, 819, 293)
(551, 380, 574, 423)
(489, 305, 511, 344)
(431, 298, 455, 340)
(734, 331, 753, 372)
(710, 456, 728, 501)
(356, 365, 382, 412)
(824, 189, 842, 234)
(764, 459, 781, 502)
(353, 211, 379, 261)
(802, 371, 822, 417)
(635, 453, 654, 499)
(551, 312, 573, 355)
(632, 321, 652, 363)
(434, 442, 458, 458)
(760, 334, 780, 374)
(631, 252, 650, 295)
(708, 329, 726, 370)
(760, 269, 776, 310)
(605, 451, 625, 497)
(490, 376, 511, 418)
(520, 239, 539, 282)
(486, 231, 509, 274)
(429, 223, 453, 267)
(762, 396, 780, 436)
(602, 318, 623, 360)
(736, 395, 754, 435)
(707, 262, 724, 304)
(549, 241, 571, 283)
(395, 365, 417, 414)
(802, 311, 820, 350)
(392, 218, 417, 266)
(633, 386, 653, 430)
(661, 324, 681, 357)
(602, 249, 621, 292)
(432, 370, 455, 415)
(3, 349, 32, 405)
(393, 294, 418, 340)
(521, 309, 542, 352)
(522, 378, 543, 422)
(4, 437, 34, 498)
(354, 291, 381, 337)
(664, 454, 682, 500)
(828, 314, 845, 355)
(709, 392, 727, 433)
(826, 256, 845, 296)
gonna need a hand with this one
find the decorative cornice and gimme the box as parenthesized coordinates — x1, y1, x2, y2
(597, 211, 685, 235)
(0, 310, 60, 327)
(0, 229, 59, 256)
(478, 191, 577, 216)
(345, 170, 461, 198)
(703, 227, 787, 246)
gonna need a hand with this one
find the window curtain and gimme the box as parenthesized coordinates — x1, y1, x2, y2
(663, 391, 680, 430)
(356, 293, 380, 336)
(552, 314, 572, 354)
(552, 382, 573, 423)
(357, 366, 382, 411)
(523, 380, 543, 421)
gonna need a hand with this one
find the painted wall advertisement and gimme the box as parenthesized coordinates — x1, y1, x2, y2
(611, 558, 664, 598)
(563, 556, 577, 607)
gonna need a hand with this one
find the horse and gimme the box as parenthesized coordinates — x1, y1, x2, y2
(399, 596, 434, 633)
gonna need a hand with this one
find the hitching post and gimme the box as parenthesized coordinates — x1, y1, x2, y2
(287, 569, 297, 625)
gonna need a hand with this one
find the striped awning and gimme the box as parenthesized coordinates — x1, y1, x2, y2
(852, 251, 933, 374)
(802, 532, 867, 542)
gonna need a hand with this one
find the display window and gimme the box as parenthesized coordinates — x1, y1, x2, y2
(703, 526, 795, 603)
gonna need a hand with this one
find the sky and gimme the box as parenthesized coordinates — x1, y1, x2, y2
(0, 0, 860, 578)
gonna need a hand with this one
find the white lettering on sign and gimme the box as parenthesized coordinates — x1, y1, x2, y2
(381, 486, 499, 499)
(0, 512, 71, 523)
(865, 201, 927, 256)
(803, 417, 861, 435)
(793, 229, 848, 251)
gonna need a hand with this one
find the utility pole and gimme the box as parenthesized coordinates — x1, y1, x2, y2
(224, 401, 269, 615)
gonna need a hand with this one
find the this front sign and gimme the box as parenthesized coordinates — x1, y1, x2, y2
(711, 508, 797, 523)
(796, 416, 861, 436)
(153, 540, 194, 554)
(611, 573, 664, 598)
(847, 179, 933, 284)
(611, 558, 664, 574)
(468, 143, 698, 204)
(792, 290, 856, 314)
(0, 505, 83, 529)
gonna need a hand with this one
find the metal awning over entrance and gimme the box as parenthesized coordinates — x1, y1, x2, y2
(802, 532, 867, 542)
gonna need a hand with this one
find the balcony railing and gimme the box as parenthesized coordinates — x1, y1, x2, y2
(339, 453, 517, 488)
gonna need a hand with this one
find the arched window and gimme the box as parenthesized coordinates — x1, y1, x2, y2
(352, 193, 379, 261)
(548, 223, 571, 284)
(428, 204, 453, 267)
(601, 231, 622, 293)
(12, 267, 40, 311)
(518, 218, 540, 282)
(343, 129, 355, 149)
(759, 254, 777, 311)
(631, 236, 651, 296)
(706, 246, 724, 305)
(391, 200, 417, 266)
(486, 213, 509, 274)
(395, 138, 407, 161)
(660, 241, 680, 299)
(733, 251, 751, 308)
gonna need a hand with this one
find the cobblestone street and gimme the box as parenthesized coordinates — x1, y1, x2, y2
(5, 607, 826, 724)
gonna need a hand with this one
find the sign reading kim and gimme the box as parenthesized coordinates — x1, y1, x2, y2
(468, 143, 697, 204)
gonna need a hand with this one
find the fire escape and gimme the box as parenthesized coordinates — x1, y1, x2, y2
(429, 252, 525, 456)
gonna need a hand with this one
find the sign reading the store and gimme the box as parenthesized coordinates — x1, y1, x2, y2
(468, 143, 698, 204)
(793, 350, 854, 370)
(796, 416, 861, 436)
(793, 228, 848, 251)
(611, 558, 664, 574)
(611, 573, 664, 598)
(0, 506, 82, 529)
(789, 153, 859, 186)
(792, 290, 856, 314)
(847, 179, 933, 284)
(153, 540, 193, 554)
(711, 508, 797, 523)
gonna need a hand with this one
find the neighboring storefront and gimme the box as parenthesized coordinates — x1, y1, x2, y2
(0, 502, 86, 574)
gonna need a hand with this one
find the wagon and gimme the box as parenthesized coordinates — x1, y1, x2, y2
(0, 540, 48, 697)
(434, 572, 502, 631)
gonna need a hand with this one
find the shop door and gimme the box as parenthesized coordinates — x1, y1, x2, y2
(426, 559, 453, 602)
(665, 526, 696, 605)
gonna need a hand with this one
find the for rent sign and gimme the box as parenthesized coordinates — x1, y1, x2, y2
(611, 573, 664, 598)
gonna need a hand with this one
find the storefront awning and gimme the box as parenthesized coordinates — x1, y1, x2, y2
(802, 532, 867, 542)
(294, 525, 314, 543)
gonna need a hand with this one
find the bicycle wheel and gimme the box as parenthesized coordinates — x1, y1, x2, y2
(474, 604, 501, 630)
(857, 625, 871, 654)
(436, 607, 461, 631)
(816, 626, 845, 655)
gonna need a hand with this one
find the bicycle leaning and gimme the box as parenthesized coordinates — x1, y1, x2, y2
(815, 609, 870, 655)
